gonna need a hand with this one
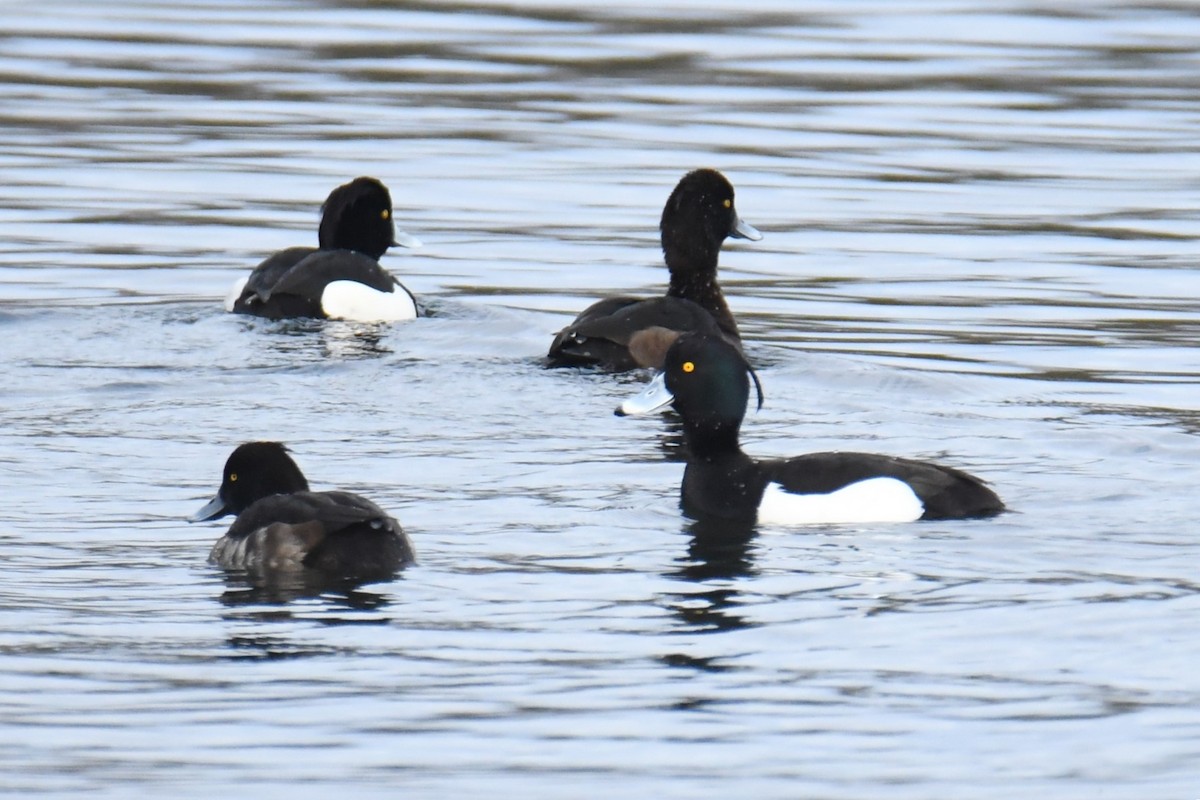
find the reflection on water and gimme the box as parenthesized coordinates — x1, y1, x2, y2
(231, 317, 401, 360)
(661, 519, 760, 634)
(675, 517, 759, 582)
(0, 1, 1198, 797)
(216, 567, 399, 611)
(664, 585, 754, 634)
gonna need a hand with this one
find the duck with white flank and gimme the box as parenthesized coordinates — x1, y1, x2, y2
(617, 330, 1005, 524)
(226, 177, 422, 322)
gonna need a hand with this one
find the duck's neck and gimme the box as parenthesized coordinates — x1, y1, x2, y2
(683, 419, 743, 461)
(681, 446, 766, 521)
(667, 270, 739, 339)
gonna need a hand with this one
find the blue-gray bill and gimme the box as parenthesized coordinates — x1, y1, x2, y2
(615, 372, 674, 417)
(731, 217, 762, 241)
(392, 230, 422, 248)
(189, 494, 228, 523)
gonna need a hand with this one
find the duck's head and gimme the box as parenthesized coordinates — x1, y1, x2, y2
(617, 330, 763, 447)
(659, 169, 761, 270)
(318, 176, 421, 259)
(190, 441, 310, 521)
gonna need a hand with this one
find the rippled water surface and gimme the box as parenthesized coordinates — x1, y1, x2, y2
(1, 2, 1199, 797)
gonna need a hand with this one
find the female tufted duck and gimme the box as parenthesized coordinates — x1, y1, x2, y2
(226, 177, 422, 322)
(190, 441, 415, 578)
(548, 169, 761, 371)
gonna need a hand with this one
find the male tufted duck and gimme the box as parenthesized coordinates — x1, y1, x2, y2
(616, 330, 1005, 524)
(226, 177, 422, 322)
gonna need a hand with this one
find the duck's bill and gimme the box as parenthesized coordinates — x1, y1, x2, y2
(223, 275, 249, 313)
(392, 230, 423, 249)
(615, 372, 674, 417)
(189, 494, 229, 523)
(731, 216, 762, 241)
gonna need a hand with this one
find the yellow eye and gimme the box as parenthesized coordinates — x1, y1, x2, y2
(229, 473, 238, 482)
(722, 199, 731, 209)
(682, 361, 695, 373)
(381, 209, 390, 220)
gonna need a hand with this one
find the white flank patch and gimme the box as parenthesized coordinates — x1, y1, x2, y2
(321, 280, 417, 322)
(224, 276, 249, 312)
(756, 476, 924, 525)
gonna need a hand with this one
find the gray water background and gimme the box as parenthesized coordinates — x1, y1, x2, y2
(0, 1, 1198, 797)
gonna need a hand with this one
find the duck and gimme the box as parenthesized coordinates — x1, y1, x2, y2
(190, 441, 415, 577)
(225, 177, 422, 322)
(547, 169, 762, 371)
(616, 330, 1005, 523)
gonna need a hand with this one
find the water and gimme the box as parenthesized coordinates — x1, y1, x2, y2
(1, 1, 1198, 797)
